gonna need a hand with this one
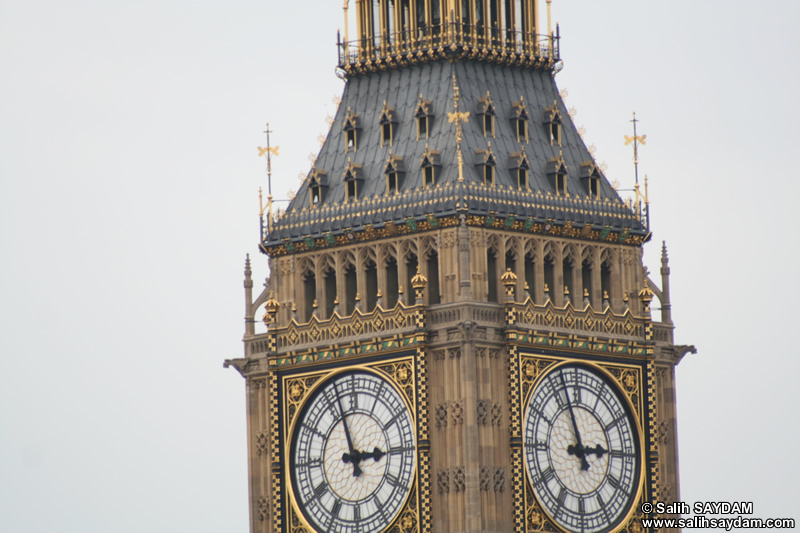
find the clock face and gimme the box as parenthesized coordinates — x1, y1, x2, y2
(290, 370, 416, 533)
(523, 364, 641, 533)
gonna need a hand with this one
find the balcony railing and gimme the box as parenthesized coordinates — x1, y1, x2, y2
(337, 22, 559, 68)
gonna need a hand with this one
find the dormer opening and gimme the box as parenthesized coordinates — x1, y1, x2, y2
(478, 92, 496, 138)
(343, 160, 363, 203)
(343, 107, 360, 153)
(476, 145, 496, 186)
(556, 173, 567, 195)
(512, 96, 529, 143)
(580, 161, 602, 200)
(384, 154, 404, 195)
(544, 101, 562, 146)
(546, 155, 568, 196)
(415, 94, 433, 141)
(421, 145, 441, 188)
(382, 123, 393, 146)
(387, 172, 398, 194)
(379, 101, 397, 148)
(509, 150, 530, 190)
(485, 163, 495, 185)
(307, 168, 328, 208)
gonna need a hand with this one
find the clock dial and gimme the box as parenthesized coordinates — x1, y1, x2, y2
(523, 364, 641, 533)
(290, 370, 416, 533)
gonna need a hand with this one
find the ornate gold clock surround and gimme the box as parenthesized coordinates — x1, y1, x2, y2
(271, 349, 431, 533)
(509, 351, 656, 533)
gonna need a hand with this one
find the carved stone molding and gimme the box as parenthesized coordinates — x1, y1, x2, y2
(257, 496, 270, 521)
(479, 466, 505, 492)
(437, 469, 450, 493)
(493, 467, 506, 492)
(451, 400, 464, 425)
(435, 403, 448, 428)
(477, 399, 491, 425)
(452, 467, 466, 492)
(491, 402, 503, 426)
(256, 431, 269, 456)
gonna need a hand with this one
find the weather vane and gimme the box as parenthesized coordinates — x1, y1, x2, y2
(624, 112, 650, 227)
(258, 123, 280, 238)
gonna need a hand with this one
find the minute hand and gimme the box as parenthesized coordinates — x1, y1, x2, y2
(333, 381, 362, 477)
(560, 370, 590, 471)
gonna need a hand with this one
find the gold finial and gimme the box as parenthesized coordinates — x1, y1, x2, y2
(411, 266, 428, 289)
(638, 279, 654, 303)
(342, 0, 349, 44)
(501, 268, 518, 286)
(264, 291, 280, 324)
(259, 123, 280, 236)
(625, 112, 648, 223)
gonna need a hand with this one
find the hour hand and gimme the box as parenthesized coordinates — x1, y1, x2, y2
(359, 447, 385, 462)
(342, 451, 363, 477)
(583, 444, 607, 458)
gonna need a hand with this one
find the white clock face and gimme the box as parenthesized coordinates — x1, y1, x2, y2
(523, 364, 641, 533)
(291, 371, 416, 533)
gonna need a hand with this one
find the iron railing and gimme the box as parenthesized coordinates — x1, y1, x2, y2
(337, 22, 559, 66)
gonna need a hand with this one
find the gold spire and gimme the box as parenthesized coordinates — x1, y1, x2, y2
(448, 72, 470, 182)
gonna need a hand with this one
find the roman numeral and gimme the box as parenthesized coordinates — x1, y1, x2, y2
(608, 475, 619, 488)
(388, 445, 414, 454)
(535, 467, 554, 486)
(295, 458, 322, 468)
(604, 414, 627, 431)
(331, 499, 342, 517)
(314, 482, 327, 499)
(301, 424, 325, 438)
(556, 487, 566, 511)
(610, 450, 635, 458)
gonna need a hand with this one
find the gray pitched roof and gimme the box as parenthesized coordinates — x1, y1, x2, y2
(264, 60, 645, 247)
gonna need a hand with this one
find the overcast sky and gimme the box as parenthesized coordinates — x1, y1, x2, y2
(1, 1, 798, 531)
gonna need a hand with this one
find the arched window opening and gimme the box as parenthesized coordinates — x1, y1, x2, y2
(303, 271, 316, 321)
(562, 257, 574, 305)
(427, 252, 440, 305)
(345, 265, 358, 314)
(487, 248, 498, 303)
(386, 258, 399, 308)
(365, 260, 378, 311)
(324, 267, 337, 317)
(601, 261, 612, 306)
(406, 253, 418, 302)
(544, 255, 555, 301)
(581, 260, 593, 307)
(524, 252, 535, 301)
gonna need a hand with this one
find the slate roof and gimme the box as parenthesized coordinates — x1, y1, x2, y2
(263, 60, 646, 248)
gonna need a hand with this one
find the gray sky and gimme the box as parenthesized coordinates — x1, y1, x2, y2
(1, 1, 798, 531)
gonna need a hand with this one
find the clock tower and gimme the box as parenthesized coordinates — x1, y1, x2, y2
(225, 2, 693, 532)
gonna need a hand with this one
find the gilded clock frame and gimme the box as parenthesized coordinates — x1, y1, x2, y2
(510, 351, 654, 533)
(274, 352, 430, 533)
